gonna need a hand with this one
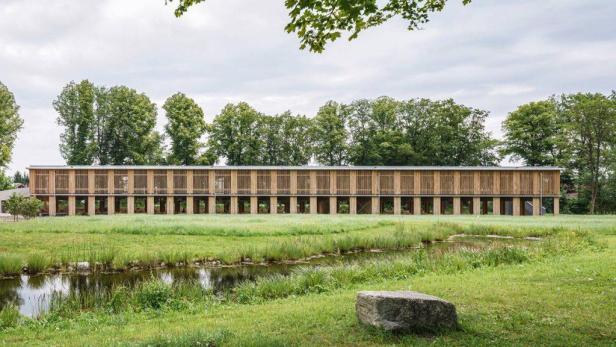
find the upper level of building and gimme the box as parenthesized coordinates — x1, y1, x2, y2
(28, 165, 561, 197)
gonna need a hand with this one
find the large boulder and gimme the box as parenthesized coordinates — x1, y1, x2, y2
(356, 291, 457, 332)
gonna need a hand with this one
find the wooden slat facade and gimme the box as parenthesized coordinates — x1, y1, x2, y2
(29, 166, 560, 216)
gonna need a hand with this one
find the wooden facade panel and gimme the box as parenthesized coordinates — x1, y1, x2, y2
(237, 171, 251, 194)
(94, 170, 108, 193)
(193, 170, 209, 194)
(480, 171, 493, 194)
(400, 171, 414, 194)
(336, 171, 350, 195)
(379, 171, 394, 195)
(439, 171, 454, 195)
(75, 170, 88, 194)
(153, 170, 167, 194)
(519, 171, 533, 195)
(297, 171, 310, 195)
(35, 170, 50, 194)
(542, 171, 557, 195)
(215, 170, 231, 194)
(420, 171, 434, 195)
(256, 170, 270, 194)
(500, 171, 513, 195)
(356, 170, 372, 195)
(316, 171, 330, 195)
(134, 170, 148, 194)
(277, 170, 290, 194)
(459, 172, 474, 195)
(173, 170, 187, 194)
(114, 170, 129, 194)
(55, 170, 69, 194)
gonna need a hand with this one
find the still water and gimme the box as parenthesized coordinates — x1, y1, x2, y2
(0, 238, 526, 317)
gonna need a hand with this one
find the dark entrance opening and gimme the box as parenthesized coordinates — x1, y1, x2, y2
(257, 197, 270, 214)
(95, 196, 108, 215)
(357, 197, 372, 214)
(521, 197, 533, 216)
(440, 197, 453, 215)
(154, 197, 167, 214)
(75, 196, 88, 216)
(134, 196, 147, 213)
(194, 197, 208, 214)
(56, 196, 68, 216)
(37, 197, 49, 216)
(115, 196, 128, 214)
(500, 197, 513, 215)
(174, 196, 187, 214)
(317, 197, 330, 214)
(297, 196, 310, 213)
(337, 197, 350, 214)
(401, 197, 413, 214)
(461, 197, 473, 215)
(380, 197, 394, 214)
(216, 197, 231, 214)
(238, 197, 251, 214)
(420, 197, 433, 215)
(480, 197, 493, 215)
(277, 197, 290, 214)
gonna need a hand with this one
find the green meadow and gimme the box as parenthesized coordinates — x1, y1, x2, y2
(0, 215, 615, 346)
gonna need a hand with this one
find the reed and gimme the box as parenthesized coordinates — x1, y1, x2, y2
(0, 255, 23, 276)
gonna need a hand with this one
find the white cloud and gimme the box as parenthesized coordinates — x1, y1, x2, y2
(0, 0, 615, 173)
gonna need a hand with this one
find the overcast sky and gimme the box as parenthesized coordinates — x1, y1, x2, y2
(1, 0, 615, 173)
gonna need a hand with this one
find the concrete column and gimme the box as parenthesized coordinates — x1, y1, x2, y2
(49, 196, 56, 216)
(413, 197, 421, 215)
(473, 197, 481, 215)
(371, 197, 379, 214)
(329, 196, 337, 215)
(513, 197, 521, 216)
(453, 197, 461, 215)
(433, 197, 441, 215)
(68, 196, 75, 216)
(493, 197, 501, 215)
(349, 196, 357, 214)
(289, 196, 297, 214)
(230, 196, 238, 214)
(208, 196, 216, 214)
(309, 196, 317, 214)
(147, 196, 154, 214)
(186, 196, 194, 215)
(553, 197, 560, 216)
(270, 196, 277, 214)
(167, 196, 174, 214)
(533, 197, 541, 216)
(250, 196, 258, 214)
(127, 196, 135, 214)
(393, 197, 401, 215)
(108, 196, 115, 215)
(88, 196, 95, 216)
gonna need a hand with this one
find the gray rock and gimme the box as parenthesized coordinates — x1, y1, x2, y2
(356, 291, 457, 332)
(76, 261, 90, 271)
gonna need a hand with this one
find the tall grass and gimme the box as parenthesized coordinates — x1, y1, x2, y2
(0, 304, 21, 330)
(0, 255, 22, 276)
(125, 329, 232, 347)
(25, 254, 51, 274)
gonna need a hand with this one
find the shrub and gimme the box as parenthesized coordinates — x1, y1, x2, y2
(134, 280, 173, 310)
(0, 304, 21, 330)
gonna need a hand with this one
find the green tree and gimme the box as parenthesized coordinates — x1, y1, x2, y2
(559, 92, 616, 214)
(399, 98, 498, 165)
(98, 86, 163, 165)
(169, 0, 471, 52)
(54, 80, 98, 165)
(4, 193, 43, 220)
(501, 100, 563, 166)
(260, 112, 313, 165)
(163, 93, 207, 165)
(312, 101, 348, 165)
(0, 82, 24, 168)
(12, 170, 28, 185)
(207, 103, 263, 165)
(0, 171, 13, 190)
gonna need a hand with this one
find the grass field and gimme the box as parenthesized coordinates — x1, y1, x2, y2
(0, 215, 615, 346)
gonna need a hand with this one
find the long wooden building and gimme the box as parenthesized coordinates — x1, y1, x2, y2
(27, 166, 560, 216)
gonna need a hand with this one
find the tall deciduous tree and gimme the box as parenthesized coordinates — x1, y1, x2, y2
(559, 92, 616, 214)
(54, 80, 98, 165)
(207, 102, 263, 165)
(169, 0, 472, 52)
(0, 82, 24, 168)
(98, 86, 163, 165)
(260, 112, 313, 165)
(501, 100, 563, 166)
(399, 98, 498, 166)
(312, 101, 348, 166)
(163, 93, 207, 165)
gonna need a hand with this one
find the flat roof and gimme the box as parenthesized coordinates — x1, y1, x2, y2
(28, 165, 561, 171)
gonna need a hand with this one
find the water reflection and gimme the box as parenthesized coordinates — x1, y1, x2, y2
(0, 238, 527, 318)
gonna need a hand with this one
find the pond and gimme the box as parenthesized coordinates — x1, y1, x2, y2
(0, 237, 531, 318)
